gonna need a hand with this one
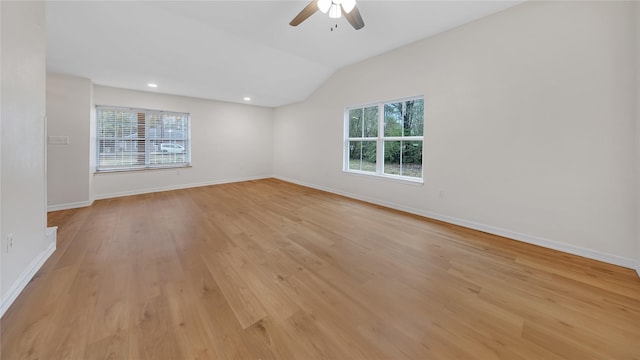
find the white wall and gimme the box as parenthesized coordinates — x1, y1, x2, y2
(1, 1, 52, 315)
(89, 82, 96, 202)
(636, 1, 640, 276)
(1, 0, 4, 301)
(274, 1, 638, 268)
(46, 73, 92, 210)
(92, 85, 274, 199)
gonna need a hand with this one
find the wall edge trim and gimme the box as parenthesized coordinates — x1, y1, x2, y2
(1, 230, 57, 318)
(93, 175, 272, 201)
(47, 200, 94, 212)
(275, 176, 639, 274)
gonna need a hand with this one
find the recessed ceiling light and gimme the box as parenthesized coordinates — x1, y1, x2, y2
(243, 97, 251, 101)
(147, 83, 158, 88)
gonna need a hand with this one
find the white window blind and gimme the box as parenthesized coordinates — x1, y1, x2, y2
(96, 106, 190, 171)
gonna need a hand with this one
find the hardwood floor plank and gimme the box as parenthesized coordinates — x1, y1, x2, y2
(219, 246, 301, 322)
(128, 295, 183, 360)
(242, 317, 298, 360)
(201, 250, 269, 329)
(180, 260, 258, 359)
(279, 310, 353, 359)
(1, 178, 639, 359)
(83, 331, 130, 360)
(277, 270, 399, 359)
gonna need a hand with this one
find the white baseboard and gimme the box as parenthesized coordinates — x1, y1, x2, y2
(93, 175, 272, 201)
(1, 227, 57, 318)
(48, 200, 94, 212)
(275, 176, 639, 272)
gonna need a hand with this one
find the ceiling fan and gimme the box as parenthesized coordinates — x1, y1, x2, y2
(290, 0, 365, 30)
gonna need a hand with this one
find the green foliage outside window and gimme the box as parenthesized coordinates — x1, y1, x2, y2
(383, 99, 424, 166)
(346, 98, 424, 179)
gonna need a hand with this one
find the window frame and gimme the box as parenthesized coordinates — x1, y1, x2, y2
(343, 96, 424, 183)
(95, 105, 191, 173)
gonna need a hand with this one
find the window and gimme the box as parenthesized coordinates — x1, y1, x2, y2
(96, 106, 190, 171)
(345, 97, 424, 181)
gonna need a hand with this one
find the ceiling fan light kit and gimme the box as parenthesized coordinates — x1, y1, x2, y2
(318, 0, 331, 13)
(290, 0, 365, 30)
(319, 0, 355, 15)
(341, 0, 357, 13)
(329, 4, 341, 19)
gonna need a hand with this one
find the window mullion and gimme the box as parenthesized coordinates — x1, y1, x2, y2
(377, 104, 384, 175)
(145, 112, 150, 165)
(400, 140, 403, 176)
(136, 112, 145, 166)
(344, 111, 349, 170)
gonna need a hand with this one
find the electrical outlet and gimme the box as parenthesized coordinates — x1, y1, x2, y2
(439, 190, 445, 199)
(6, 233, 14, 253)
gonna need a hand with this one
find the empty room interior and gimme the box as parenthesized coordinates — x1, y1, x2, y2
(1, 0, 640, 358)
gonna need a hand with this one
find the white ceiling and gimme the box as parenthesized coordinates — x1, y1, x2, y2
(46, 1, 523, 107)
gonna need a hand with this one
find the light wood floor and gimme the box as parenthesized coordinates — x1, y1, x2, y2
(1, 179, 639, 359)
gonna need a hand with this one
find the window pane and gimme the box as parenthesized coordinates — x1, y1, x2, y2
(147, 113, 189, 166)
(97, 109, 137, 138)
(162, 114, 189, 141)
(384, 141, 401, 175)
(150, 140, 187, 165)
(97, 109, 143, 169)
(361, 141, 376, 172)
(349, 108, 363, 138)
(97, 106, 190, 171)
(148, 113, 163, 140)
(363, 106, 378, 137)
(402, 141, 423, 178)
(349, 141, 376, 172)
(404, 99, 424, 136)
(384, 100, 424, 137)
(384, 103, 402, 137)
(348, 141, 362, 170)
(98, 140, 142, 168)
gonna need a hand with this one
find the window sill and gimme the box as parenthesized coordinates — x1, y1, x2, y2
(94, 164, 192, 175)
(342, 169, 424, 186)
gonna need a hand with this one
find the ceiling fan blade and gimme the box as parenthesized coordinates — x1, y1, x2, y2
(290, 0, 319, 26)
(342, 4, 365, 30)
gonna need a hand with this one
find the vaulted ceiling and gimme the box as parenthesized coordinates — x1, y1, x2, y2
(46, 1, 523, 107)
